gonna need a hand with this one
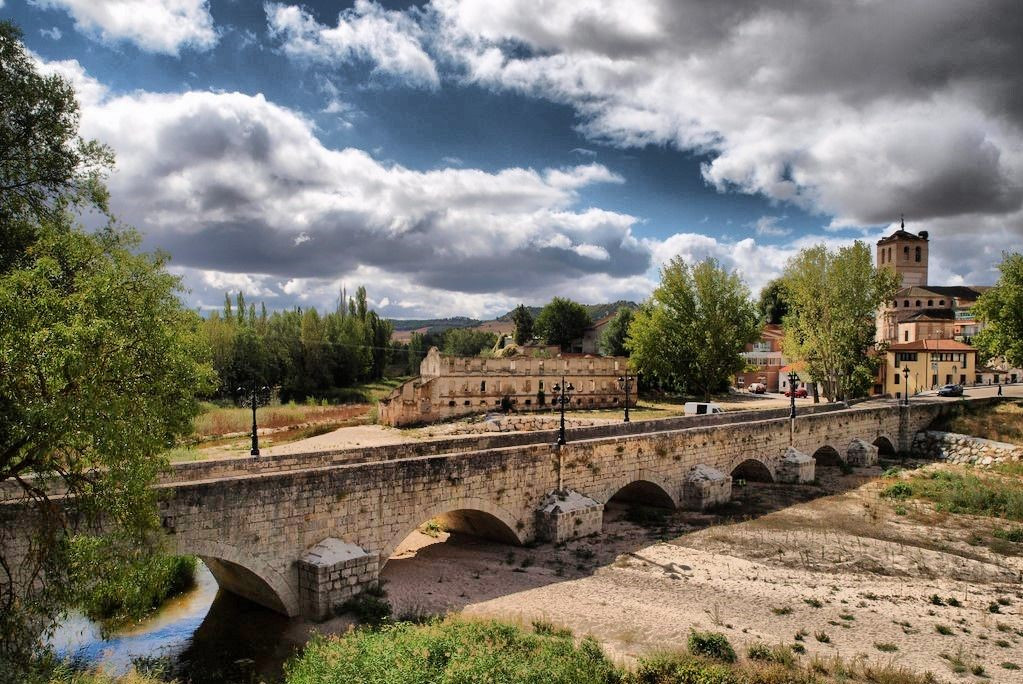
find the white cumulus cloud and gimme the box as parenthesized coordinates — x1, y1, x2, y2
(34, 0, 218, 54)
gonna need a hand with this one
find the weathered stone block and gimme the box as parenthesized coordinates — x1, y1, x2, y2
(298, 538, 379, 621)
(778, 447, 815, 484)
(682, 464, 731, 511)
(535, 490, 603, 543)
(846, 438, 878, 467)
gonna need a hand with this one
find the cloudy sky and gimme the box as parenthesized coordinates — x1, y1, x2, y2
(5, 0, 1021, 318)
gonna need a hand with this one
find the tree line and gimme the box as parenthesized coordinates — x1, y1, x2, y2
(201, 286, 396, 402)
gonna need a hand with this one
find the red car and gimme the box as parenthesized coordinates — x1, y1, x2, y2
(785, 387, 808, 398)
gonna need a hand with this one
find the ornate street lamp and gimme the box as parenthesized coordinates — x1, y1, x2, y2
(902, 366, 910, 406)
(787, 370, 799, 419)
(617, 370, 639, 423)
(551, 376, 574, 446)
(238, 384, 270, 456)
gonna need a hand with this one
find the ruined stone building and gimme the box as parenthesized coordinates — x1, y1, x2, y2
(379, 347, 632, 426)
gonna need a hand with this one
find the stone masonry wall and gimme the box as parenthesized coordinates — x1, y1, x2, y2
(912, 431, 1023, 466)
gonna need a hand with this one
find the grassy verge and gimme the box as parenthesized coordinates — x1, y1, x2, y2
(882, 465, 1023, 521)
(931, 399, 1023, 445)
(47, 669, 169, 684)
(284, 617, 939, 684)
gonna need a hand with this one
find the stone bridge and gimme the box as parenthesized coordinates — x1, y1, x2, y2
(1, 399, 974, 621)
(151, 400, 959, 620)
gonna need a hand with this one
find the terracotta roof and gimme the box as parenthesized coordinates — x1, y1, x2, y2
(779, 360, 808, 373)
(892, 285, 987, 301)
(887, 339, 976, 352)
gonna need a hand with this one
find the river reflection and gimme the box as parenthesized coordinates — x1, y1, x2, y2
(51, 561, 298, 683)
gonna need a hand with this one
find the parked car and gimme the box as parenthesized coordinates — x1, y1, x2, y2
(785, 387, 808, 398)
(937, 384, 963, 397)
(684, 401, 723, 416)
(747, 382, 767, 394)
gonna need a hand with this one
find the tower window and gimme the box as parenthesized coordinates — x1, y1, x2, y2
(928, 299, 933, 306)
(904, 246, 909, 260)
(893, 301, 898, 307)
(915, 246, 921, 262)
(903, 300, 909, 307)
(915, 300, 921, 307)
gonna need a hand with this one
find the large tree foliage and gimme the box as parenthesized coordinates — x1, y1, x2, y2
(757, 278, 789, 325)
(511, 304, 534, 345)
(535, 297, 591, 350)
(0, 221, 214, 675)
(0, 26, 213, 677)
(442, 328, 497, 357)
(781, 242, 900, 401)
(598, 306, 633, 357)
(973, 252, 1023, 368)
(0, 21, 113, 273)
(627, 258, 760, 400)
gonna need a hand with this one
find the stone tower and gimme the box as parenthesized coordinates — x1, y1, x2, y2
(876, 217, 928, 287)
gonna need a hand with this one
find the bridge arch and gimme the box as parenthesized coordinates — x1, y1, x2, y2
(811, 444, 844, 466)
(379, 496, 524, 568)
(597, 476, 677, 509)
(730, 457, 775, 482)
(177, 539, 300, 617)
(873, 435, 896, 456)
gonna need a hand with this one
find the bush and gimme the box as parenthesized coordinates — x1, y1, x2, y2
(335, 584, 392, 625)
(284, 618, 622, 684)
(994, 526, 1023, 543)
(882, 482, 913, 499)
(78, 554, 196, 625)
(687, 630, 737, 663)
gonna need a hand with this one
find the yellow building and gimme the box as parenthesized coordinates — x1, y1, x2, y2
(884, 339, 977, 399)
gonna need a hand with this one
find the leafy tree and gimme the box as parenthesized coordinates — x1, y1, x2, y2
(406, 332, 427, 375)
(511, 304, 534, 345)
(627, 258, 760, 400)
(757, 278, 789, 324)
(0, 221, 214, 675)
(781, 242, 900, 401)
(535, 297, 591, 350)
(597, 306, 633, 357)
(0, 21, 113, 273)
(443, 328, 498, 357)
(974, 252, 1023, 368)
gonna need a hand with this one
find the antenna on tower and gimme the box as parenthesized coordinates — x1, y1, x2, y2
(900, 213, 905, 229)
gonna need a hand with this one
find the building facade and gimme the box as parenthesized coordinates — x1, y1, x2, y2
(379, 347, 632, 426)
(883, 339, 977, 398)
(736, 323, 786, 391)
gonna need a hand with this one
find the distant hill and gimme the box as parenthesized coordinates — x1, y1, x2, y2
(387, 301, 639, 341)
(494, 300, 639, 323)
(387, 316, 481, 332)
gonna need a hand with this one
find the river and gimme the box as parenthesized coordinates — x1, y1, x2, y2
(50, 561, 300, 683)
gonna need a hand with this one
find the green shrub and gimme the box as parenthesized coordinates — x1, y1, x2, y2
(633, 652, 738, 684)
(994, 526, 1023, 543)
(335, 584, 392, 625)
(882, 482, 913, 499)
(875, 642, 899, 653)
(284, 618, 622, 684)
(687, 630, 737, 663)
(77, 553, 196, 625)
(935, 624, 953, 635)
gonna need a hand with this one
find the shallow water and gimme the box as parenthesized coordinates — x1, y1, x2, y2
(50, 562, 297, 683)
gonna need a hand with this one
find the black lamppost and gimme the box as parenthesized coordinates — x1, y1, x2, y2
(238, 384, 269, 456)
(787, 370, 799, 419)
(552, 376, 574, 446)
(617, 371, 638, 423)
(902, 366, 910, 406)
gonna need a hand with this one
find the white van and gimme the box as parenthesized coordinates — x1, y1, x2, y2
(684, 401, 723, 416)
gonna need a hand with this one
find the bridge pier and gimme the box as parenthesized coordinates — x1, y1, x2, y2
(298, 538, 379, 621)
(536, 490, 603, 543)
(777, 447, 815, 483)
(682, 465, 731, 510)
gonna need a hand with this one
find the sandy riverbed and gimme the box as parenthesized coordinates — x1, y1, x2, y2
(372, 465, 1023, 681)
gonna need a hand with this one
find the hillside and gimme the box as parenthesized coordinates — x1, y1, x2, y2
(387, 301, 638, 336)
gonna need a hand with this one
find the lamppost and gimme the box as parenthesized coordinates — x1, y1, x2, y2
(238, 384, 269, 456)
(902, 366, 910, 406)
(787, 370, 799, 419)
(551, 376, 574, 446)
(952, 365, 958, 387)
(617, 370, 638, 423)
